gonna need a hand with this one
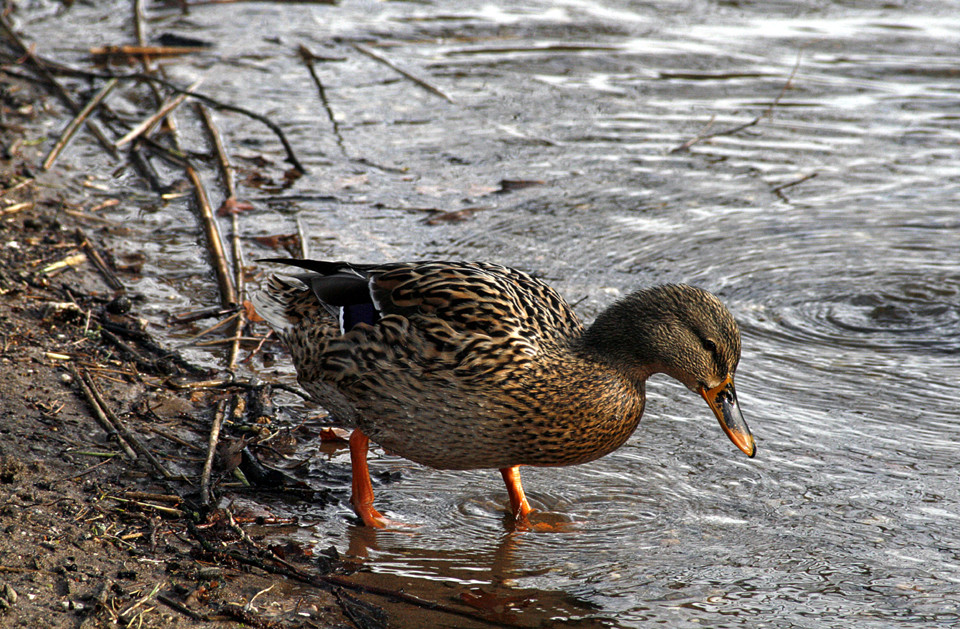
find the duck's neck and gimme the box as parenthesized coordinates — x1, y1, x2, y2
(573, 299, 662, 385)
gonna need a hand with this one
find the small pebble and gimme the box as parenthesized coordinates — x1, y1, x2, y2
(60, 372, 74, 384)
(105, 296, 131, 315)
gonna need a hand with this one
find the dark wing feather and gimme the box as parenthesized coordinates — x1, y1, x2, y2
(259, 258, 380, 330)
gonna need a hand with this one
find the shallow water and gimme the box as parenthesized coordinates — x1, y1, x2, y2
(17, 0, 960, 626)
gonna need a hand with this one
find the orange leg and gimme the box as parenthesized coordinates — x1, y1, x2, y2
(500, 466, 533, 520)
(349, 430, 389, 528)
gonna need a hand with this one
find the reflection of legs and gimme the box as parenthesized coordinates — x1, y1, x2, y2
(499, 466, 533, 520)
(349, 430, 388, 528)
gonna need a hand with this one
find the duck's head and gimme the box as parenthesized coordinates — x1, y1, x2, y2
(581, 284, 756, 457)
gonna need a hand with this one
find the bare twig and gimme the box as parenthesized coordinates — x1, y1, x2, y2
(115, 78, 202, 148)
(200, 397, 227, 505)
(0, 43, 306, 171)
(43, 78, 119, 170)
(352, 42, 455, 104)
(157, 594, 207, 622)
(56, 453, 120, 482)
(75, 228, 124, 291)
(71, 366, 138, 461)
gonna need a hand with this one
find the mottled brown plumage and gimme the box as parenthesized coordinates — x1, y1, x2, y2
(254, 259, 756, 527)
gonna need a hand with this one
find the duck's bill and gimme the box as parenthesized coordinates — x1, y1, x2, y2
(700, 375, 756, 458)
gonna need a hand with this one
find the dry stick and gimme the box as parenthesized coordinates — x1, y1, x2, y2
(80, 369, 178, 480)
(196, 103, 246, 370)
(185, 164, 238, 308)
(115, 79, 202, 148)
(70, 366, 138, 460)
(670, 52, 803, 154)
(352, 42, 455, 104)
(0, 17, 119, 159)
(75, 228, 125, 292)
(200, 397, 227, 505)
(43, 78, 119, 170)
(299, 44, 346, 156)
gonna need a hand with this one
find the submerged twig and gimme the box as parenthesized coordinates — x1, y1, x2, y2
(352, 42, 455, 104)
(771, 172, 818, 198)
(115, 78, 202, 148)
(43, 78, 119, 170)
(670, 51, 803, 153)
(299, 44, 345, 156)
(187, 515, 523, 628)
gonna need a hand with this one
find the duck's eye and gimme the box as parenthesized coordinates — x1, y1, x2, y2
(702, 338, 717, 354)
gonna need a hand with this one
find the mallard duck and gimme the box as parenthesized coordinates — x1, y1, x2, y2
(254, 259, 755, 527)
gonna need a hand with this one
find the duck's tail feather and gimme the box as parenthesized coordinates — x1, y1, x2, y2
(251, 275, 313, 333)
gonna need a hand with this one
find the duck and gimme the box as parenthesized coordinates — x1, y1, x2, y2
(253, 258, 756, 528)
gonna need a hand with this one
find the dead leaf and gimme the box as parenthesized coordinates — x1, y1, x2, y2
(216, 196, 255, 216)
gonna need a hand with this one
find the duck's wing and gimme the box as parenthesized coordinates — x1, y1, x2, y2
(256, 259, 583, 354)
